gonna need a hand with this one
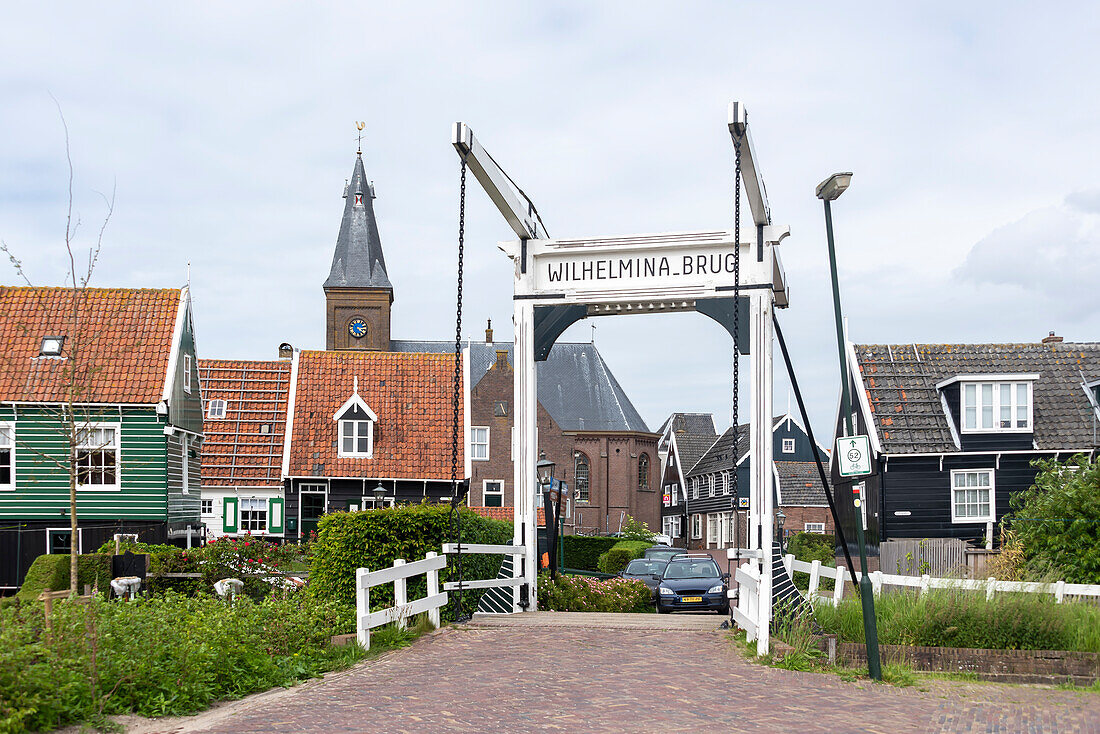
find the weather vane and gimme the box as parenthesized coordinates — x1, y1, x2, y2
(356, 121, 365, 154)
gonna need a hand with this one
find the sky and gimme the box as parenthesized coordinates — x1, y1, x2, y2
(2, 2, 1098, 439)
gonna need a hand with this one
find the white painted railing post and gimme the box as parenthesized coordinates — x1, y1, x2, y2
(808, 560, 821, 599)
(919, 573, 931, 596)
(356, 567, 371, 650)
(426, 552, 441, 627)
(1055, 580, 1065, 604)
(986, 576, 996, 601)
(393, 559, 408, 628)
(783, 553, 794, 578)
(833, 567, 846, 607)
(871, 570, 883, 596)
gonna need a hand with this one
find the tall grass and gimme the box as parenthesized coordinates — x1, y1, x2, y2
(814, 588, 1100, 652)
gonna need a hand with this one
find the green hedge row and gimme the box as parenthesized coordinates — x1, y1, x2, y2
(16, 555, 112, 601)
(597, 540, 653, 574)
(562, 536, 619, 571)
(308, 503, 511, 620)
(786, 532, 836, 591)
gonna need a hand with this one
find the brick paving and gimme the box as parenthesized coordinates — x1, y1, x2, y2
(167, 622, 1098, 733)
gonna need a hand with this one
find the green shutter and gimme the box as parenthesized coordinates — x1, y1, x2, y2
(269, 497, 285, 534)
(223, 497, 238, 533)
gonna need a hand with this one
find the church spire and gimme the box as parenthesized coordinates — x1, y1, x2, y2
(324, 153, 393, 292)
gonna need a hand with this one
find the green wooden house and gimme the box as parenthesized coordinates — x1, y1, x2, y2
(0, 286, 203, 590)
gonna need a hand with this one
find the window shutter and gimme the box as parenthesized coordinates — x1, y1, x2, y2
(223, 497, 238, 533)
(269, 498, 285, 534)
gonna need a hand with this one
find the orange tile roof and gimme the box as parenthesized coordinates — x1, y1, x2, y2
(468, 505, 544, 525)
(0, 286, 181, 404)
(198, 359, 291, 487)
(288, 350, 462, 481)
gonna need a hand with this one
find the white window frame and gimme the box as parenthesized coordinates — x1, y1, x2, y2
(75, 422, 121, 491)
(0, 422, 14, 490)
(691, 478, 700, 500)
(206, 399, 227, 420)
(575, 453, 590, 502)
(961, 381, 1033, 433)
(200, 498, 214, 515)
(805, 522, 826, 534)
(483, 479, 504, 507)
(708, 475, 716, 498)
(662, 515, 676, 539)
(721, 471, 730, 495)
(183, 354, 193, 394)
(691, 513, 703, 540)
(670, 483, 679, 507)
(338, 418, 374, 458)
(182, 437, 190, 494)
(706, 513, 719, 546)
(950, 468, 996, 523)
(471, 426, 489, 461)
(782, 438, 796, 454)
(239, 497, 269, 533)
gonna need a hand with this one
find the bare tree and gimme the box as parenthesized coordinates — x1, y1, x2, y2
(2, 102, 115, 595)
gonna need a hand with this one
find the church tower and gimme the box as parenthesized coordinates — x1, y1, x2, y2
(324, 152, 393, 351)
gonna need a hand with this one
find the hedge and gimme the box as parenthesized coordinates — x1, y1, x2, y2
(596, 540, 652, 574)
(16, 554, 112, 601)
(308, 503, 511, 619)
(562, 536, 619, 571)
(537, 573, 651, 613)
(786, 532, 836, 591)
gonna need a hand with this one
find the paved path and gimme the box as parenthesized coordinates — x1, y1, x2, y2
(140, 620, 1098, 733)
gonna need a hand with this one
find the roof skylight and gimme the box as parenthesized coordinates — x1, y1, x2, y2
(39, 336, 65, 357)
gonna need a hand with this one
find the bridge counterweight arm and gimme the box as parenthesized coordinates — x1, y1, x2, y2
(728, 102, 771, 228)
(452, 122, 548, 241)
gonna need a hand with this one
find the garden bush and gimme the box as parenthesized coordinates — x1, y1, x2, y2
(308, 503, 511, 619)
(596, 540, 652, 574)
(0, 591, 362, 732)
(562, 536, 619, 571)
(537, 573, 651, 613)
(814, 588, 1100, 652)
(16, 554, 112, 601)
(786, 532, 836, 591)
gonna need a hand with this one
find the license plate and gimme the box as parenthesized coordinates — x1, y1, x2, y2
(681, 596, 703, 603)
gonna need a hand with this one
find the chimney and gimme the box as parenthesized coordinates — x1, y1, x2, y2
(1042, 331, 1063, 345)
(485, 318, 493, 344)
(278, 342, 294, 360)
(496, 350, 510, 369)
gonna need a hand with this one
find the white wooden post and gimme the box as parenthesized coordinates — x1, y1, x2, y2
(513, 299, 538, 612)
(1054, 580, 1065, 604)
(393, 559, 408, 628)
(750, 290, 774, 657)
(783, 553, 794, 578)
(871, 570, 883, 595)
(356, 567, 371, 650)
(426, 551, 442, 627)
(986, 576, 996, 601)
(919, 573, 931, 596)
(808, 560, 821, 599)
(832, 567, 846, 607)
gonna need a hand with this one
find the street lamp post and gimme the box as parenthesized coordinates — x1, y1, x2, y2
(776, 509, 786, 553)
(817, 171, 882, 682)
(372, 481, 387, 507)
(536, 452, 559, 579)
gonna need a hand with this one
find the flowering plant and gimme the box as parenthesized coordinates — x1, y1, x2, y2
(537, 573, 651, 613)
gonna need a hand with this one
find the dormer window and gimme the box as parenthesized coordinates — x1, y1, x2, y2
(39, 336, 65, 357)
(333, 388, 377, 459)
(962, 381, 1032, 432)
(206, 399, 227, 420)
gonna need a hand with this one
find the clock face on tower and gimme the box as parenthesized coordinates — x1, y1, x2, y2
(348, 318, 368, 339)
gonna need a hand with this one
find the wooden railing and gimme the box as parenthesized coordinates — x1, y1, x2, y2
(355, 552, 447, 650)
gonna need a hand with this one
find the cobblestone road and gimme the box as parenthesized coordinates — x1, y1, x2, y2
(172, 623, 1098, 733)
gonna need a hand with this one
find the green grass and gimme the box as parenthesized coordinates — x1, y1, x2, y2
(814, 588, 1100, 653)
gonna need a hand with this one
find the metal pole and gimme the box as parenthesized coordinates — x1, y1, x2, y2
(823, 198, 881, 681)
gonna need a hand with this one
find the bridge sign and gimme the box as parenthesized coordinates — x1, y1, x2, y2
(837, 435, 872, 477)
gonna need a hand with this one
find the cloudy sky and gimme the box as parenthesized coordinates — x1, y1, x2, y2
(2, 3, 1098, 438)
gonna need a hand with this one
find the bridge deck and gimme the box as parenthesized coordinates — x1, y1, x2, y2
(467, 611, 725, 631)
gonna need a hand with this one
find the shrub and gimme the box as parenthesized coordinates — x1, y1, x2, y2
(618, 515, 656, 542)
(596, 540, 652, 574)
(1007, 455, 1100, 583)
(17, 555, 112, 601)
(537, 573, 651, 613)
(0, 591, 363, 732)
(562, 536, 619, 571)
(786, 532, 836, 591)
(308, 503, 511, 619)
(814, 588, 1100, 652)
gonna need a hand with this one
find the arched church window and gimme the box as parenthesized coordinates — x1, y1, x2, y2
(638, 453, 650, 491)
(574, 452, 590, 502)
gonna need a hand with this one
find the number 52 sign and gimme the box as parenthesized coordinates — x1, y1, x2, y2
(837, 435, 872, 477)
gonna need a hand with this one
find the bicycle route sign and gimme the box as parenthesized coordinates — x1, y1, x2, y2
(837, 435, 872, 477)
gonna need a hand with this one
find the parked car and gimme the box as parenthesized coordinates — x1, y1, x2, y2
(651, 534, 673, 546)
(656, 554, 730, 615)
(643, 546, 689, 563)
(618, 558, 668, 601)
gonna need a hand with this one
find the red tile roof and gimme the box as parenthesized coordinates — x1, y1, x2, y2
(288, 350, 461, 481)
(0, 286, 181, 404)
(468, 505, 544, 525)
(198, 359, 291, 487)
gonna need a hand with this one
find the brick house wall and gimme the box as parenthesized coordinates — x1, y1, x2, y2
(779, 505, 834, 538)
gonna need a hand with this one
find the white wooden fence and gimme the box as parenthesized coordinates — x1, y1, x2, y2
(783, 555, 1100, 607)
(355, 552, 447, 650)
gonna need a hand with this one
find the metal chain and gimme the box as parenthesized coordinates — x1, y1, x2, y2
(449, 154, 468, 621)
(731, 137, 742, 528)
